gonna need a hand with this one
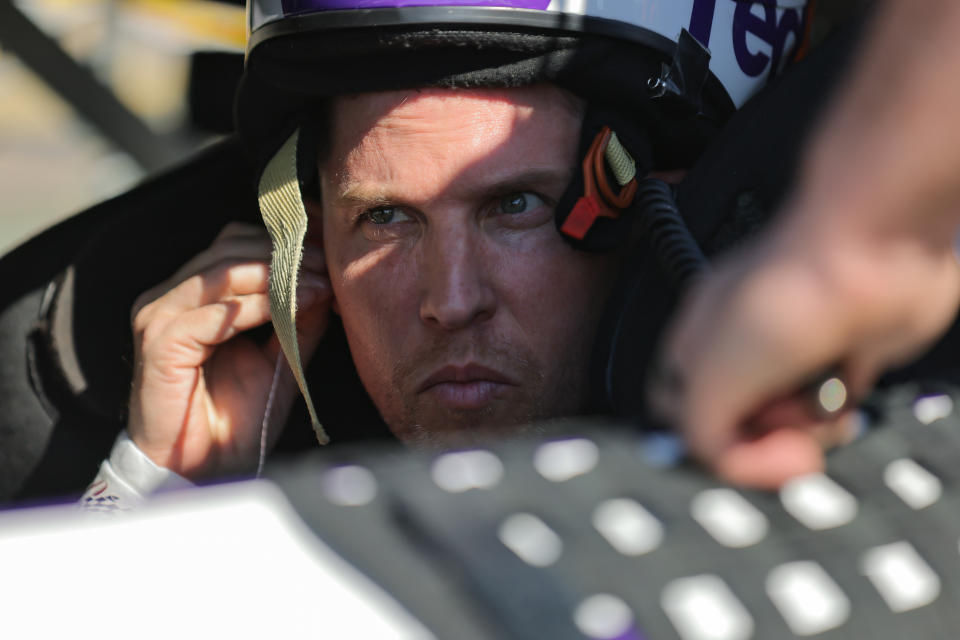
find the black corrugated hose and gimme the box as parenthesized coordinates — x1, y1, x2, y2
(634, 177, 709, 288)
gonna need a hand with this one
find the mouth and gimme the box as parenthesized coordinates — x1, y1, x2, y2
(418, 363, 519, 410)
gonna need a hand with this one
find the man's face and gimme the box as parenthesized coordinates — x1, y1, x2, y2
(318, 85, 615, 446)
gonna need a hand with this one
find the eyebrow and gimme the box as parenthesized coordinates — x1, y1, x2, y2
(333, 167, 573, 208)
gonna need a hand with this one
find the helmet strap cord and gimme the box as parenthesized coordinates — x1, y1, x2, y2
(258, 128, 329, 446)
(256, 353, 285, 478)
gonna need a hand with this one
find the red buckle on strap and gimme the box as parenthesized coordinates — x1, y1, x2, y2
(561, 196, 604, 240)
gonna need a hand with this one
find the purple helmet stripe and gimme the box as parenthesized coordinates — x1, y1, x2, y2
(281, 0, 550, 12)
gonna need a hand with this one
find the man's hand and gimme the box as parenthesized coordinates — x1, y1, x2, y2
(658, 213, 960, 489)
(656, 0, 960, 489)
(127, 222, 331, 481)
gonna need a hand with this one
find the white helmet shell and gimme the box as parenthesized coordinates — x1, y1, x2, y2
(248, 0, 812, 108)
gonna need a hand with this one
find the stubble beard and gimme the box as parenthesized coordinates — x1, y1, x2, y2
(383, 332, 593, 451)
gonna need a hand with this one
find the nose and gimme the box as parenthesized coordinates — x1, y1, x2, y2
(419, 227, 496, 330)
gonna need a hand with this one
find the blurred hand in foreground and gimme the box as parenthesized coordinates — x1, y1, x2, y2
(658, 0, 960, 488)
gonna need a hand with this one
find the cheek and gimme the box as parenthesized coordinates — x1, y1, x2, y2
(501, 233, 612, 326)
(495, 233, 614, 372)
(326, 241, 420, 385)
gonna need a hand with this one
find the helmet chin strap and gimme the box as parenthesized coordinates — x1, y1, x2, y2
(257, 128, 329, 445)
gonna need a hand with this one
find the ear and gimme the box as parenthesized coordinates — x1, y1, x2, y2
(303, 196, 340, 316)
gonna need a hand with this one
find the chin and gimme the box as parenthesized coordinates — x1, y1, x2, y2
(386, 403, 564, 451)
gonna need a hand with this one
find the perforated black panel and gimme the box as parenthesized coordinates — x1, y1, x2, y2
(270, 384, 960, 639)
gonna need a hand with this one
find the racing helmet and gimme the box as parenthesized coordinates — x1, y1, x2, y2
(240, 0, 813, 444)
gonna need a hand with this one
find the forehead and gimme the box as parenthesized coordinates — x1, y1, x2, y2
(322, 86, 584, 188)
(330, 85, 583, 131)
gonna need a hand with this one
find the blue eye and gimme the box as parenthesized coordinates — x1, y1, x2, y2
(365, 206, 410, 225)
(499, 192, 544, 215)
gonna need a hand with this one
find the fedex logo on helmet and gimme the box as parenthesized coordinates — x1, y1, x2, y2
(689, 0, 808, 105)
(545, 0, 808, 107)
(272, 0, 807, 108)
(282, 0, 550, 10)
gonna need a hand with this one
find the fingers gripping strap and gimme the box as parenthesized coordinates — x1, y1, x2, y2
(258, 129, 329, 445)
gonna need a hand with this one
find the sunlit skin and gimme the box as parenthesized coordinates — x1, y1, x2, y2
(314, 86, 617, 446)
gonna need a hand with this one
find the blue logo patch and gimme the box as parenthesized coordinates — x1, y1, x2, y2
(690, 0, 806, 82)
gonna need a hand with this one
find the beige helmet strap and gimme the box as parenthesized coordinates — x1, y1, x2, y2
(604, 131, 638, 187)
(257, 128, 329, 445)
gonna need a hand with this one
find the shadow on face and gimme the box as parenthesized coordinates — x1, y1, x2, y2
(313, 85, 618, 447)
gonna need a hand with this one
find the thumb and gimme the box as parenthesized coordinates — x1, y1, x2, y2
(712, 429, 826, 489)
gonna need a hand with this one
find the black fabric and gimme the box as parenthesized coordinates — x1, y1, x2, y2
(0, 184, 123, 503)
(590, 16, 960, 422)
(0, 136, 390, 505)
(0, 140, 256, 502)
(237, 27, 733, 174)
(188, 51, 245, 134)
